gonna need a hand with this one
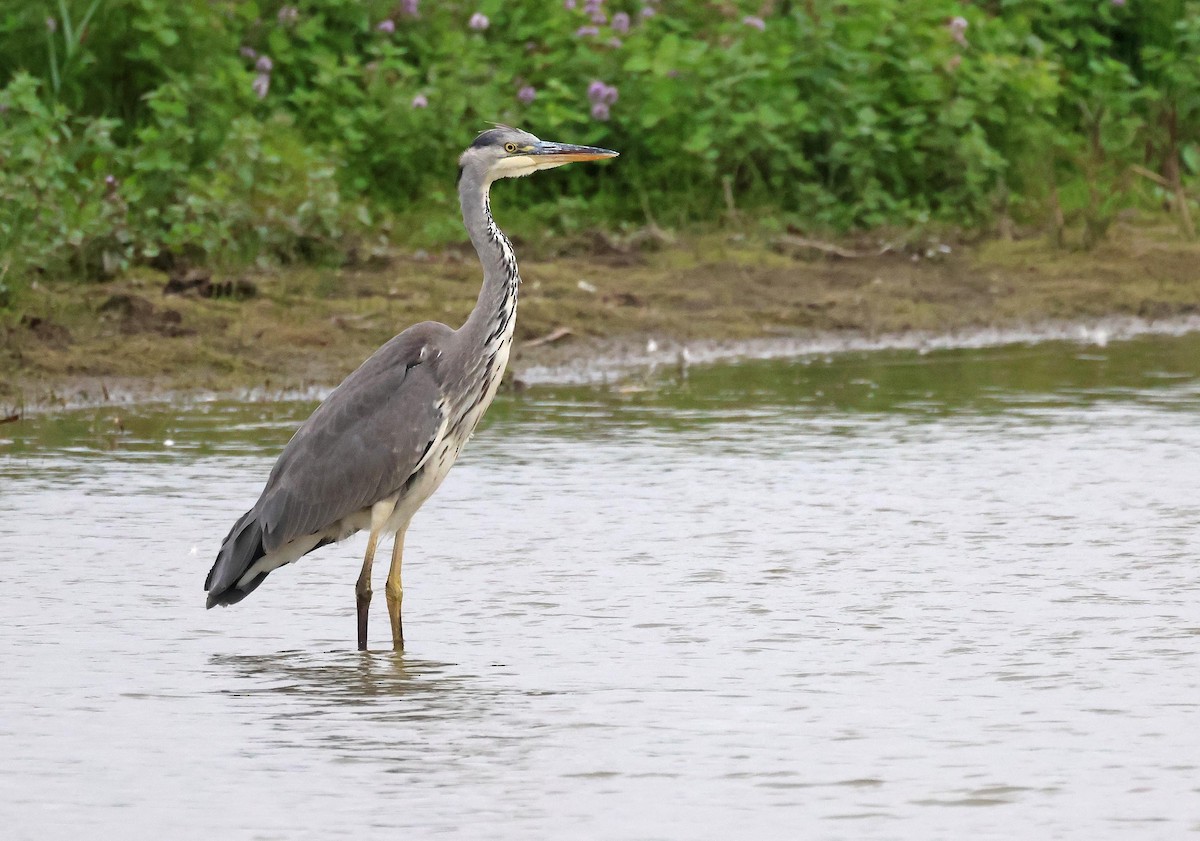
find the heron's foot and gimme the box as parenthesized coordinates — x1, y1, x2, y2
(356, 590, 372, 652)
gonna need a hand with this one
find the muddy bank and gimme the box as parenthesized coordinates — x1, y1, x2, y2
(3, 221, 1199, 411)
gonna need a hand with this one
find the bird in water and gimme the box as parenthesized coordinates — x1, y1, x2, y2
(205, 127, 618, 650)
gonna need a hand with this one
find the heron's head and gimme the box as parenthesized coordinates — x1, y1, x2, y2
(459, 126, 618, 186)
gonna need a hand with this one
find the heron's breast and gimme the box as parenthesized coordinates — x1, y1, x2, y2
(388, 299, 515, 530)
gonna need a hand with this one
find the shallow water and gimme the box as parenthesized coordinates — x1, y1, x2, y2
(2, 333, 1200, 840)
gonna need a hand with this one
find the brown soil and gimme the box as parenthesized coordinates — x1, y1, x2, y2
(2, 218, 1198, 411)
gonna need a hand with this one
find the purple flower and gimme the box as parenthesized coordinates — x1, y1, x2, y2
(591, 11, 607, 24)
(377, 18, 396, 33)
(517, 85, 537, 104)
(1111, 0, 1126, 5)
(608, 36, 623, 48)
(46, 17, 57, 33)
(587, 80, 619, 117)
(588, 81, 618, 105)
(576, 25, 599, 37)
(239, 46, 258, 59)
(277, 6, 299, 24)
(584, 0, 603, 13)
(252, 73, 270, 99)
(564, 0, 576, 8)
(611, 11, 630, 33)
(948, 16, 968, 46)
(469, 12, 489, 30)
(402, 0, 420, 15)
(742, 15, 766, 31)
(641, 6, 655, 17)
(255, 55, 274, 73)
(412, 94, 428, 108)
(104, 174, 117, 188)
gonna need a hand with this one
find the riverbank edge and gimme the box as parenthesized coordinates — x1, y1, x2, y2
(7, 314, 1200, 416)
(3, 224, 1199, 414)
(515, 314, 1200, 386)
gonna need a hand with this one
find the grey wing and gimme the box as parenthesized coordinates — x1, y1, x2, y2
(255, 322, 452, 553)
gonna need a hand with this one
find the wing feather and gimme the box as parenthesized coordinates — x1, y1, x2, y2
(254, 322, 452, 552)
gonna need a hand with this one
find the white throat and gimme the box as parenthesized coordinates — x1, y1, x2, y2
(488, 155, 570, 183)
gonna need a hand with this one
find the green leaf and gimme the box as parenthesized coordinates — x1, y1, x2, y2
(1182, 144, 1200, 176)
(652, 33, 680, 77)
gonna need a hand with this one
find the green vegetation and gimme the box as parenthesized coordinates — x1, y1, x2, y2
(0, 0, 1197, 296)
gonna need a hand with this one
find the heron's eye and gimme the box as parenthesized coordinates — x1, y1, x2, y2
(504, 142, 518, 153)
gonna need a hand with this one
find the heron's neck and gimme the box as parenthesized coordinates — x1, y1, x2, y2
(459, 173, 519, 345)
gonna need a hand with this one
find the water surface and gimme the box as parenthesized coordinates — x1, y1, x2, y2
(2, 333, 1199, 839)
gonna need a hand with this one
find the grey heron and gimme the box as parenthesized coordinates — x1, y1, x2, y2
(205, 127, 618, 650)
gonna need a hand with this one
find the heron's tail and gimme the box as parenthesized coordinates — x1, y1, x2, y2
(205, 509, 269, 608)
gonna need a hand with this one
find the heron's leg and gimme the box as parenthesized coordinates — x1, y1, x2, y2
(385, 526, 408, 650)
(355, 533, 379, 652)
(356, 498, 399, 651)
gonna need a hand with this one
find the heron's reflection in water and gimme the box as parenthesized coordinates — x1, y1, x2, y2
(209, 650, 486, 708)
(207, 650, 526, 765)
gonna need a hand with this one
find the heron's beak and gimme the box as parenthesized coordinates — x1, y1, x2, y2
(530, 141, 619, 169)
